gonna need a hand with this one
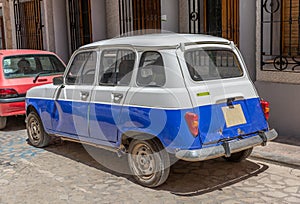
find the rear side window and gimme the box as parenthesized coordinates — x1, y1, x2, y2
(137, 51, 166, 87)
(3, 54, 65, 79)
(185, 48, 243, 81)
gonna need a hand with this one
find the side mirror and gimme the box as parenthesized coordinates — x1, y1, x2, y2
(53, 76, 64, 85)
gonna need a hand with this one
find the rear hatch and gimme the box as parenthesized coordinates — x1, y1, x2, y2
(178, 44, 269, 145)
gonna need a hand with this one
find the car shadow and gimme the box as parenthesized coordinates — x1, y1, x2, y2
(44, 140, 268, 196)
(2, 116, 26, 131)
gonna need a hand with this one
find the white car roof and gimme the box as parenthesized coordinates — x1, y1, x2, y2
(81, 33, 231, 49)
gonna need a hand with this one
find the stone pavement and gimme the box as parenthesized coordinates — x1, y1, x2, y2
(0, 117, 300, 203)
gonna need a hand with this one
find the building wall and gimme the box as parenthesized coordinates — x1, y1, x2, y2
(239, 0, 256, 81)
(161, 0, 179, 32)
(52, 0, 69, 63)
(91, 0, 107, 42)
(255, 0, 300, 139)
(1, 0, 12, 48)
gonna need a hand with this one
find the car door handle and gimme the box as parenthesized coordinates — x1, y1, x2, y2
(112, 93, 123, 103)
(80, 91, 89, 100)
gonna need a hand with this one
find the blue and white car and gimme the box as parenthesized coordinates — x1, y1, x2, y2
(26, 34, 277, 187)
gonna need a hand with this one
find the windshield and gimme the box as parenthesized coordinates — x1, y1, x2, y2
(3, 54, 65, 79)
(185, 48, 243, 81)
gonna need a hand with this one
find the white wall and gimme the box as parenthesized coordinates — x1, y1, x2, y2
(239, 0, 256, 81)
(52, 0, 69, 63)
(91, 0, 107, 41)
(161, 0, 179, 33)
(255, 81, 300, 139)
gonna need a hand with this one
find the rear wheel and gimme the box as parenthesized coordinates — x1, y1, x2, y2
(0, 116, 7, 130)
(224, 148, 253, 162)
(27, 112, 50, 148)
(128, 138, 170, 187)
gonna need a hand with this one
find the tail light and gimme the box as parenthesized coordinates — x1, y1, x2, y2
(0, 89, 18, 98)
(260, 99, 270, 120)
(185, 112, 199, 137)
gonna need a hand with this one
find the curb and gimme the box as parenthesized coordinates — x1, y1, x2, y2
(251, 141, 300, 168)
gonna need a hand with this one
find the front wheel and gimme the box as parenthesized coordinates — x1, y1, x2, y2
(26, 112, 50, 148)
(128, 139, 170, 187)
(224, 148, 253, 162)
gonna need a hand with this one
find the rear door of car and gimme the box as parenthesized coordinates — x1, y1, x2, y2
(177, 44, 269, 145)
(52, 50, 97, 138)
(88, 48, 136, 143)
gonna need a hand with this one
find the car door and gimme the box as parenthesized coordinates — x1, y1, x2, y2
(52, 50, 98, 139)
(89, 48, 136, 143)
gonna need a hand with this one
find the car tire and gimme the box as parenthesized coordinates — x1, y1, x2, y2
(128, 138, 170, 188)
(0, 116, 7, 130)
(26, 112, 50, 148)
(223, 148, 253, 162)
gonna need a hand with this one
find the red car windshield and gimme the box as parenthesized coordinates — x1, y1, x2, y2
(3, 54, 65, 79)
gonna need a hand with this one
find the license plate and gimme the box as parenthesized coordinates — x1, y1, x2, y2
(222, 104, 247, 128)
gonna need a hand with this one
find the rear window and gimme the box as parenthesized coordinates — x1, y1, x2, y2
(3, 54, 65, 79)
(185, 48, 243, 81)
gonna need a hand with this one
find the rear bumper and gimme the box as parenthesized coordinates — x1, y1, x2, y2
(175, 129, 278, 162)
(0, 100, 26, 116)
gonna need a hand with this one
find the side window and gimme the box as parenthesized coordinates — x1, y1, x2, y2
(99, 49, 135, 86)
(137, 51, 166, 87)
(66, 51, 97, 85)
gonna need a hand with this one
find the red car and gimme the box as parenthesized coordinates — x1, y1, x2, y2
(0, 50, 66, 129)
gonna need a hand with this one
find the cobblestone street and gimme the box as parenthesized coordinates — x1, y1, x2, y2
(0, 117, 300, 204)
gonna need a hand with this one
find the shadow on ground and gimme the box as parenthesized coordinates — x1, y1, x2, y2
(2, 116, 26, 131)
(5, 115, 269, 195)
(44, 140, 268, 197)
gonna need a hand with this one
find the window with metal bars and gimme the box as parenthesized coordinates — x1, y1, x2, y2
(68, 0, 92, 52)
(261, 0, 300, 72)
(188, 0, 239, 46)
(13, 0, 43, 50)
(119, 0, 161, 36)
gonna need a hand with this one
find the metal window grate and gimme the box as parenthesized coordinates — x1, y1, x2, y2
(188, 0, 239, 46)
(14, 0, 43, 50)
(68, 0, 92, 52)
(119, 0, 161, 36)
(261, 0, 300, 72)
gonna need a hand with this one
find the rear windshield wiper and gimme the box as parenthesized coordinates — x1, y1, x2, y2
(33, 71, 53, 83)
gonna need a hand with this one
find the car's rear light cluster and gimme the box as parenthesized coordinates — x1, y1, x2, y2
(0, 89, 18, 99)
(185, 112, 199, 137)
(260, 99, 270, 120)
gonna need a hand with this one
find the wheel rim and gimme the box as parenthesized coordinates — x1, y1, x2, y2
(129, 143, 157, 181)
(28, 116, 42, 145)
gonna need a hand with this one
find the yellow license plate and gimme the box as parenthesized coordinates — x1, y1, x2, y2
(222, 104, 247, 128)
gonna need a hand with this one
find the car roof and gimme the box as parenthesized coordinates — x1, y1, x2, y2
(81, 33, 231, 49)
(0, 49, 56, 56)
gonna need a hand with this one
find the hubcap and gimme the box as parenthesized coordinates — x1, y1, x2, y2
(29, 117, 41, 143)
(130, 143, 156, 180)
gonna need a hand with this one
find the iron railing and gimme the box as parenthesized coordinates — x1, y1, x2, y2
(188, 0, 239, 46)
(119, 0, 161, 36)
(261, 0, 300, 72)
(14, 0, 43, 50)
(69, 0, 92, 52)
